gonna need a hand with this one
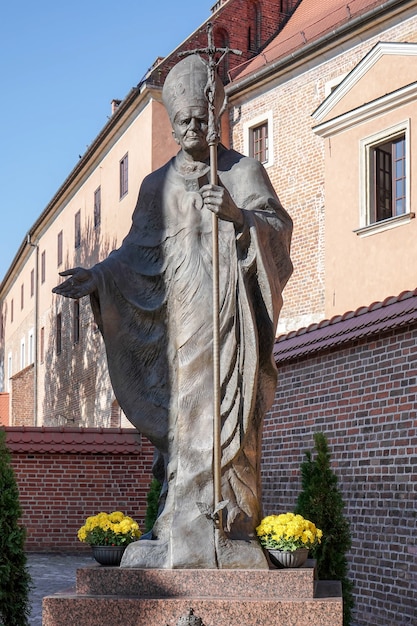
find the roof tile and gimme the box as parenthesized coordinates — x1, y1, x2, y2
(231, 0, 388, 81)
(5, 427, 142, 455)
(275, 288, 417, 362)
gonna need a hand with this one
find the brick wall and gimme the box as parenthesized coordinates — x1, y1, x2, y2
(0, 392, 9, 425)
(11, 364, 34, 426)
(263, 316, 417, 626)
(148, 0, 299, 86)
(6, 427, 154, 551)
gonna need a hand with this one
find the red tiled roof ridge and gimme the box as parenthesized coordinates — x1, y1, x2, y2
(5, 426, 136, 433)
(229, 0, 393, 83)
(4, 426, 142, 455)
(275, 288, 417, 361)
(277, 288, 417, 342)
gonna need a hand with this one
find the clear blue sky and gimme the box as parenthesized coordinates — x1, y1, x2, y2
(0, 0, 210, 281)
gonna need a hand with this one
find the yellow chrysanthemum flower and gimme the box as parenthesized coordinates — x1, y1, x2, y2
(256, 512, 322, 552)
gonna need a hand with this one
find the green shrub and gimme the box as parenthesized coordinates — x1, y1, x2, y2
(0, 428, 32, 626)
(295, 432, 354, 626)
(144, 477, 162, 534)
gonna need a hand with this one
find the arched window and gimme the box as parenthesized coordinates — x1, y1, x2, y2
(214, 28, 230, 84)
(248, 2, 261, 52)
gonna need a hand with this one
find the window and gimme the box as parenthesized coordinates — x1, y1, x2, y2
(11, 299, 13, 323)
(30, 269, 34, 297)
(7, 353, 12, 390)
(94, 186, 101, 228)
(21, 283, 24, 310)
(20, 337, 25, 370)
(251, 122, 269, 163)
(74, 210, 81, 248)
(248, 2, 261, 51)
(57, 230, 63, 266)
(41, 250, 46, 283)
(120, 153, 128, 198)
(358, 122, 411, 234)
(243, 111, 274, 168)
(56, 313, 62, 355)
(215, 28, 230, 83)
(29, 329, 34, 364)
(371, 137, 405, 222)
(40, 327, 45, 364)
(281, 0, 293, 14)
(73, 300, 80, 344)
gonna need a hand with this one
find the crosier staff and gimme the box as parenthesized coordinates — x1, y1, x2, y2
(179, 24, 241, 533)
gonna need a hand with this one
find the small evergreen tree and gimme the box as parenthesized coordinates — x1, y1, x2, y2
(295, 432, 354, 626)
(144, 477, 162, 534)
(0, 428, 32, 626)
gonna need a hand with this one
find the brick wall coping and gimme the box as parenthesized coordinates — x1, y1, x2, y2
(274, 288, 417, 362)
(10, 363, 34, 381)
(3, 426, 142, 454)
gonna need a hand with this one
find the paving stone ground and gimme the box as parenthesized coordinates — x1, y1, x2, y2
(26, 552, 94, 626)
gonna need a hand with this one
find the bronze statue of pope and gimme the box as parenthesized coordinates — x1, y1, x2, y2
(53, 54, 293, 569)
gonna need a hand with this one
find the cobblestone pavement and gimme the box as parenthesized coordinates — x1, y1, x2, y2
(26, 552, 94, 626)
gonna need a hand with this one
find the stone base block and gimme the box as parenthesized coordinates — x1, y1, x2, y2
(43, 561, 343, 626)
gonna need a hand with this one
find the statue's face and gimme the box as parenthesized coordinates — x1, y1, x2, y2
(172, 106, 209, 160)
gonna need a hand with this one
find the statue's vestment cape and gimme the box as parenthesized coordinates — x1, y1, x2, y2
(90, 146, 293, 567)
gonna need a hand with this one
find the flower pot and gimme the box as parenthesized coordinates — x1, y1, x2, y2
(267, 547, 309, 568)
(91, 545, 126, 566)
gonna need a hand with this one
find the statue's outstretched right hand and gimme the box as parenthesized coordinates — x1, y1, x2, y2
(52, 267, 97, 299)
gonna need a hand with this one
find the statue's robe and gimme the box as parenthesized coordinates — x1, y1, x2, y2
(90, 145, 293, 568)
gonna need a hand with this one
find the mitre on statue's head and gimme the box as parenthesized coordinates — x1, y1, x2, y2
(162, 54, 226, 123)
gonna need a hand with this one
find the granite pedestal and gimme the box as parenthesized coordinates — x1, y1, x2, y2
(43, 560, 342, 625)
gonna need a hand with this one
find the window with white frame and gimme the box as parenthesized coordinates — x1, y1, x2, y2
(120, 153, 129, 198)
(243, 111, 274, 168)
(359, 121, 411, 233)
(94, 186, 101, 228)
(20, 337, 25, 370)
(74, 210, 81, 248)
(7, 353, 12, 390)
(28, 329, 34, 364)
(57, 230, 63, 266)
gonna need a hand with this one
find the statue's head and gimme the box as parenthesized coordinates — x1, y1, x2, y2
(162, 54, 226, 124)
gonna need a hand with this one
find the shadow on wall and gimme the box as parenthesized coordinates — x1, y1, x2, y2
(44, 218, 117, 427)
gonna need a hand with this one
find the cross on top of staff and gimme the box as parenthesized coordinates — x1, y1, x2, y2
(179, 22, 242, 145)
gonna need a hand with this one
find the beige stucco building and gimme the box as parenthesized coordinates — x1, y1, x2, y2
(227, 0, 417, 327)
(1, 0, 417, 426)
(0, 90, 177, 426)
(314, 41, 417, 314)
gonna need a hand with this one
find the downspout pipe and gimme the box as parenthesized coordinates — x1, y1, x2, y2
(26, 234, 39, 426)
